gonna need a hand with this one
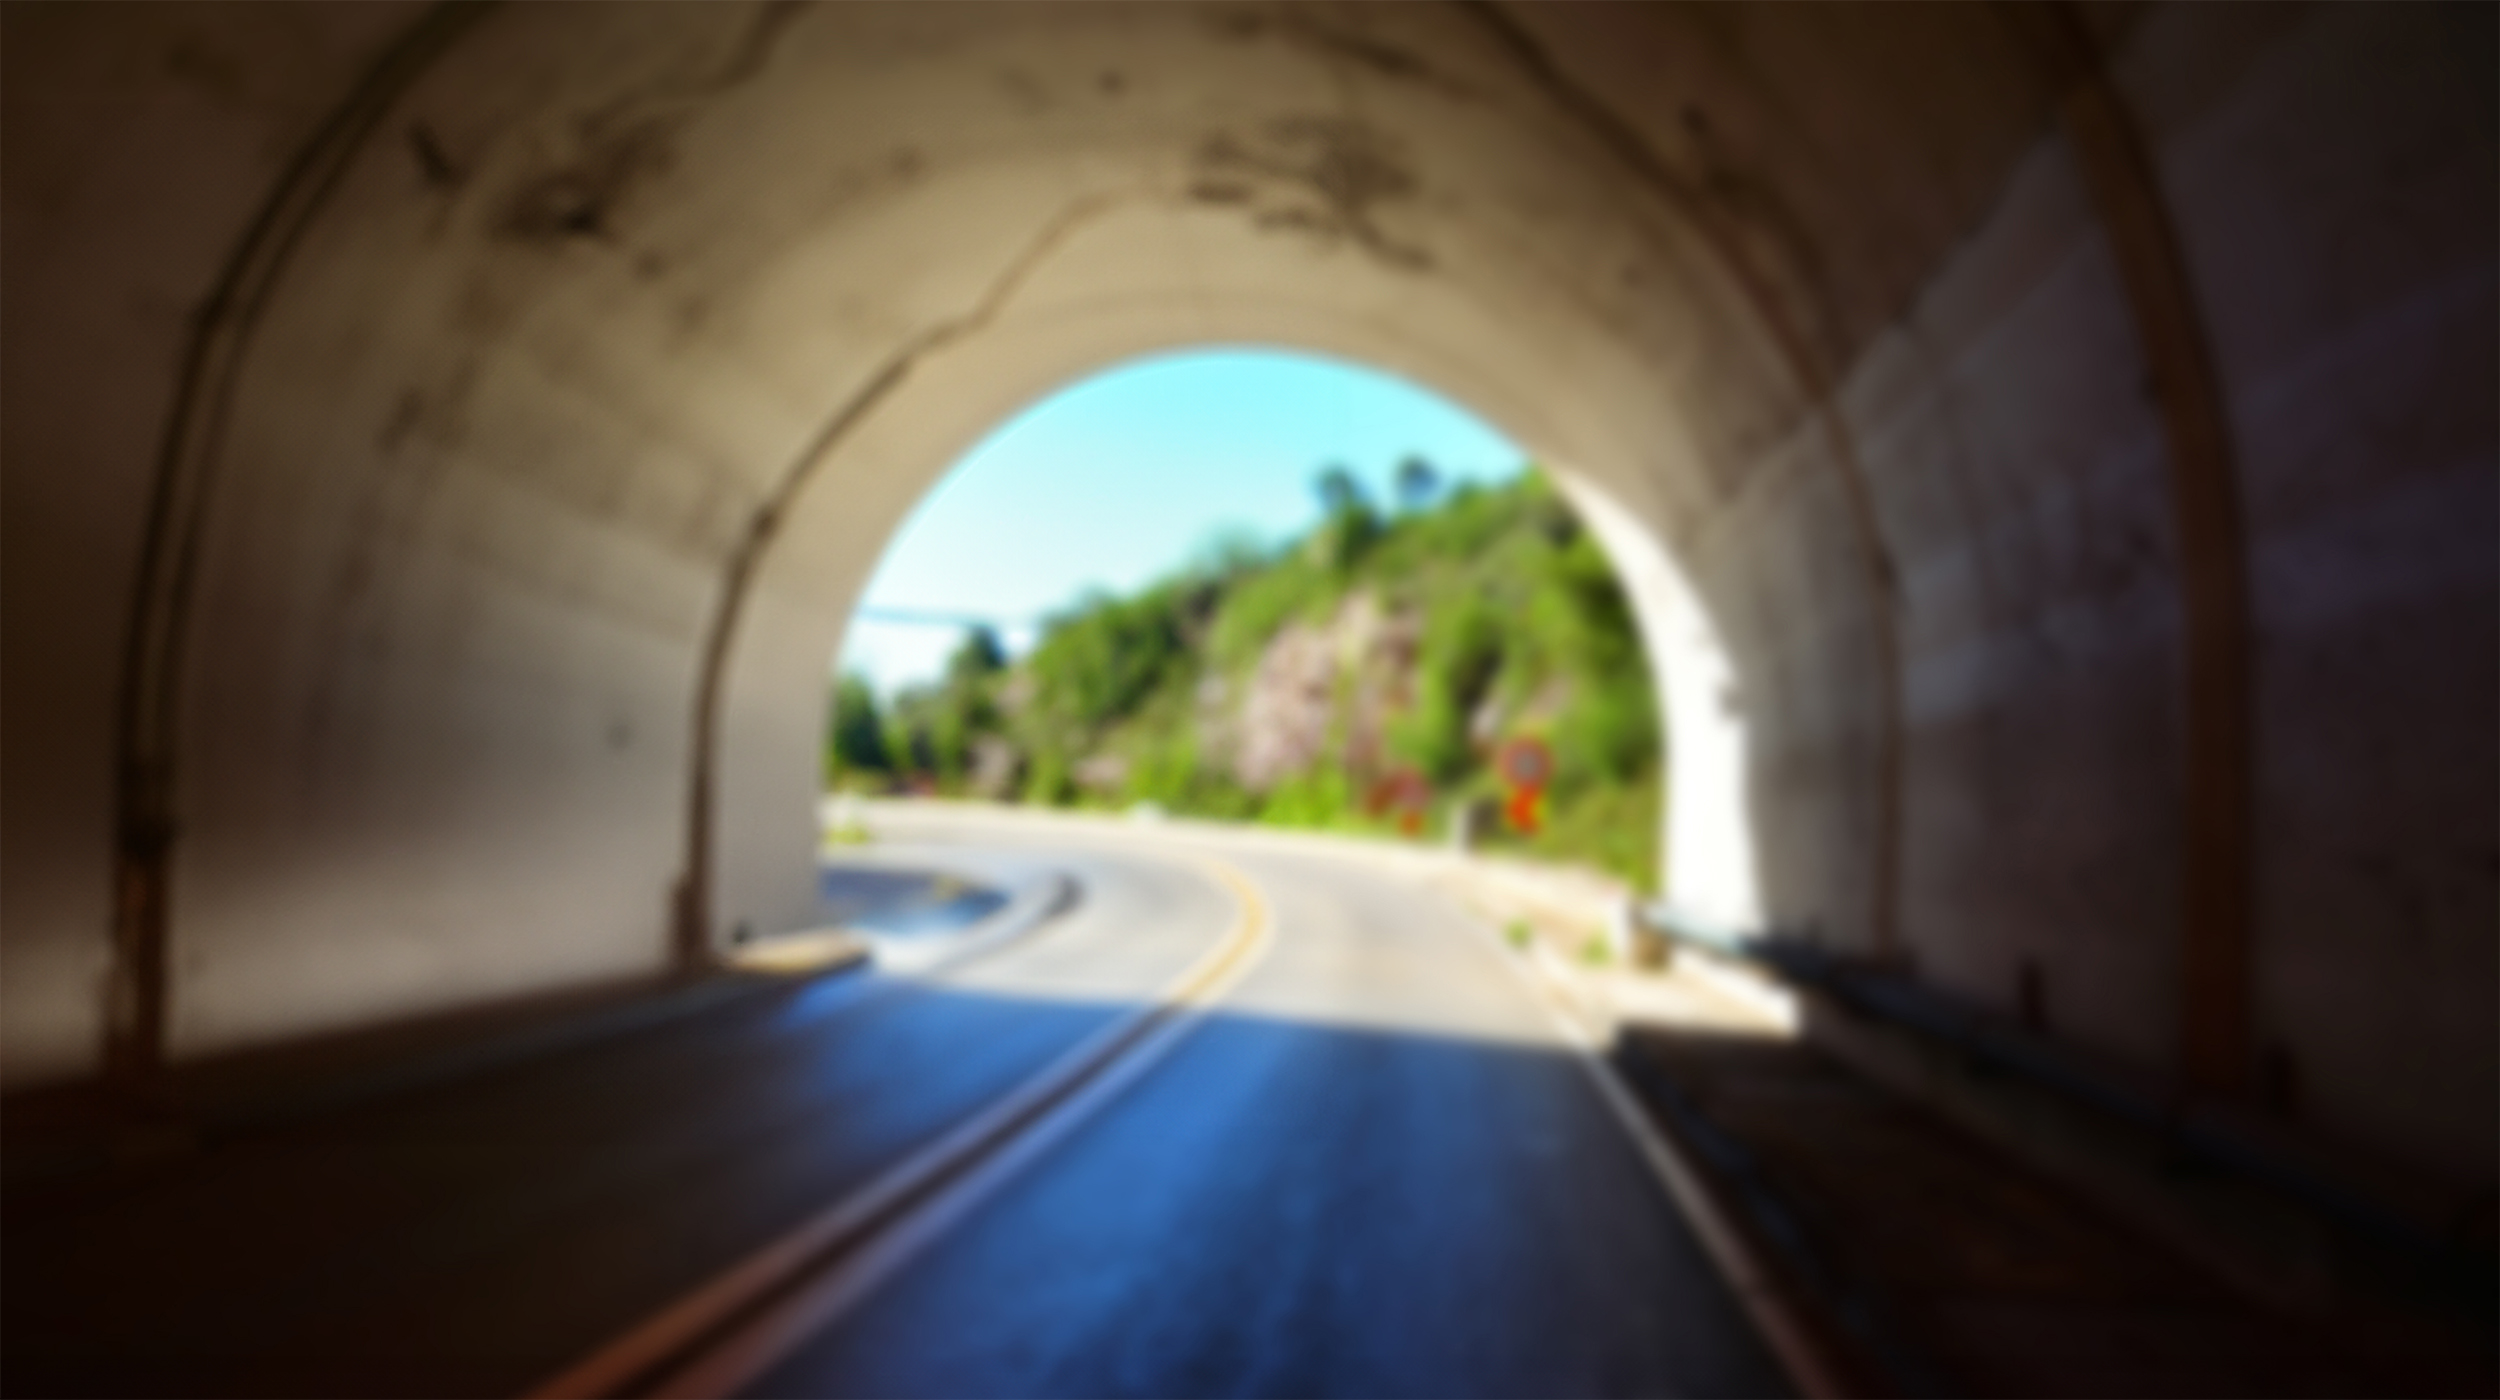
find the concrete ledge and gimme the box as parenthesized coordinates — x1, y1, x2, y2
(1, 857, 1097, 1186)
(859, 869, 1081, 979)
(1, 969, 797, 1185)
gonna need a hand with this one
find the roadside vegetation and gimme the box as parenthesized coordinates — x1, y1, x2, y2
(827, 463, 1664, 890)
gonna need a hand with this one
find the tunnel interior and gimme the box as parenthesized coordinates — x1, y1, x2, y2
(3, 0, 2491, 1224)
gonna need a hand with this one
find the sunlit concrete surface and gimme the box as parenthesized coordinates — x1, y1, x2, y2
(2, 0, 2491, 1255)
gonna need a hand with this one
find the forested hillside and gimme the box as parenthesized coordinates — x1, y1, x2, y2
(828, 466, 1663, 889)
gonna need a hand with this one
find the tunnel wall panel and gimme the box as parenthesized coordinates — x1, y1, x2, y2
(2115, 0, 2499, 1175)
(1703, 436, 1890, 956)
(159, 4, 805, 1055)
(0, 3, 423, 1085)
(1843, 134, 2187, 1070)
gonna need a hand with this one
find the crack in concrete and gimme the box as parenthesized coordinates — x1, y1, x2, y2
(495, 1, 807, 250)
(1192, 117, 1434, 273)
(496, 116, 677, 245)
(673, 189, 1138, 966)
(106, 2, 498, 1086)
(1269, 7, 1490, 107)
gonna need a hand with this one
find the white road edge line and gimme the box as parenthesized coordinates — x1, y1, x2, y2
(1443, 884, 1853, 1400)
(524, 853, 1274, 1400)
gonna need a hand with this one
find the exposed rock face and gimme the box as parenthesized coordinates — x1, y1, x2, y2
(994, 670, 1036, 717)
(1231, 618, 1337, 791)
(1191, 671, 1236, 778)
(1342, 594, 1422, 777)
(967, 735, 1022, 800)
(1074, 752, 1130, 793)
(1228, 590, 1424, 792)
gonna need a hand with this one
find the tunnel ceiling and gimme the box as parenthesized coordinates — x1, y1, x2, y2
(3, 2, 2492, 1192)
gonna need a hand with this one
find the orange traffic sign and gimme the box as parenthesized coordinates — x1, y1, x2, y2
(1495, 735, 1552, 791)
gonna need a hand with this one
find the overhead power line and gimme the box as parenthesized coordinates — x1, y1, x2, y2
(854, 606, 1036, 630)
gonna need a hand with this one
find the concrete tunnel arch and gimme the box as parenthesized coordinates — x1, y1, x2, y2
(2, 1, 2491, 1205)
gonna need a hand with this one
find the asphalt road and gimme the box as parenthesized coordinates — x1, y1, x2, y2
(2, 808, 1788, 1399)
(742, 807, 1789, 1400)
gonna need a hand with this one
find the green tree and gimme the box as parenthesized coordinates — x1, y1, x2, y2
(1393, 454, 1441, 513)
(947, 624, 1007, 685)
(826, 671, 890, 782)
(1307, 464, 1382, 571)
(1393, 598, 1505, 782)
(1313, 462, 1366, 517)
(1024, 588, 1187, 734)
(893, 626, 1011, 787)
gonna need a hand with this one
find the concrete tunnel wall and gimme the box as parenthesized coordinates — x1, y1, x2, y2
(2, 3, 2491, 1191)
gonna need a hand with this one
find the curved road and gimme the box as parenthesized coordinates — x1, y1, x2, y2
(3, 807, 1789, 1399)
(739, 807, 1789, 1399)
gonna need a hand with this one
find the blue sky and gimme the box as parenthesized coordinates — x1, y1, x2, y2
(839, 347, 1526, 694)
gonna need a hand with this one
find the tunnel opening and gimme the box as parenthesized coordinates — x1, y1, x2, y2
(800, 346, 1757, 939)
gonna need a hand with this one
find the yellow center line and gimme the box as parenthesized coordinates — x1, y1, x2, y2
(525, 847, 1272, 1400)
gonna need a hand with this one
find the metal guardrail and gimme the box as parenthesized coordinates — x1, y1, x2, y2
(1635, 901, 2496, 1300)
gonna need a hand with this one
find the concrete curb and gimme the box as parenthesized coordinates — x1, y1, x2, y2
(6, 860, 1090, 1186)
(860, 869, 1081, 979)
